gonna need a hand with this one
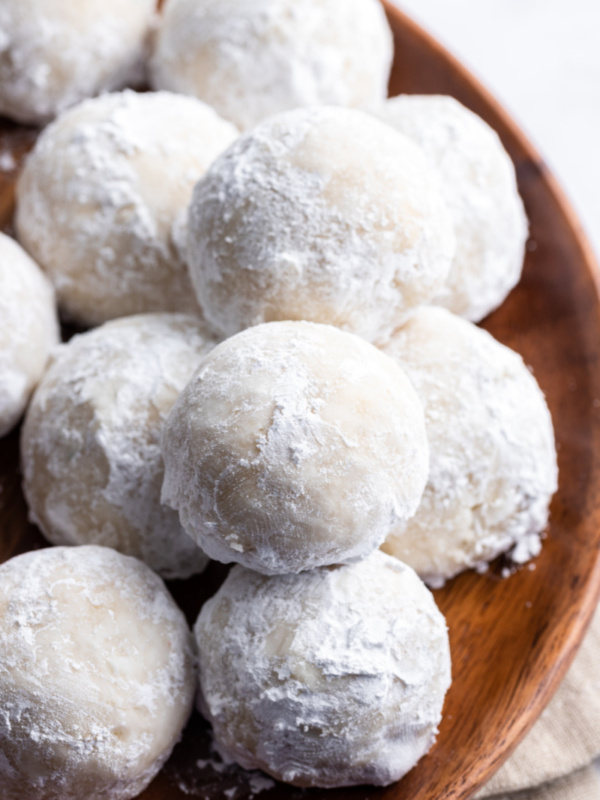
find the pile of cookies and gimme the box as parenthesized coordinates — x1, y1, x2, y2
(0, 0, 558, 797)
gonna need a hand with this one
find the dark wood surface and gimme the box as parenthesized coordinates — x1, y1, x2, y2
(2, 3, 600, 799)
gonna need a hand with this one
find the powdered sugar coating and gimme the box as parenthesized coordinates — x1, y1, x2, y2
(381, 307, 558, 586)
(162, 321, 429, 575)
(187, 106, 455, 344)
(195, 551, 451, 787)
(375, 95, 528, 321)
(21, 314, 217, 579)
(0, 233, 59, 437)
(16, 90, 238, 326)
(0, 0, 155, 124)
(150, 0, 393, 131)
(0, 545, 196, 800)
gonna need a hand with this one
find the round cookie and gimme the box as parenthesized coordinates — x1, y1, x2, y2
(16, 90, 238, 326)
(0, 0, 155, 124)
(22, 314, 217, 579)
(161, 321, 429, 575)
(0, 545, 196, 800)
(150, 0, 393, 131)
(380, 307, 558, 586)
(195, 550, 452, 787)
(375, 95, 528, 321)
(0, 233, 59, 437)
(187, 106, 455, 344)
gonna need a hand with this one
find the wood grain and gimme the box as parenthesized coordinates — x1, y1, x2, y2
(1, 3, 600, 799)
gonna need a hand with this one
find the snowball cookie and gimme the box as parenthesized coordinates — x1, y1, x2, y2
(162, 321, 429, 575)
(150, 0, 393, 131)
(0, 233, 59, 438)
(21, 314, 217, 579)
(0, 546, 196, 800)
(16, 90, 238, 326)
(375, 95, 528, 321)
(0, 0, 155, 125)
(187, 106, 455, 344)
(380, 307, 558, 587)
(195, 550, 451, 787)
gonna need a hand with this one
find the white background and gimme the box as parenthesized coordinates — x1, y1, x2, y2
(394, 0, 600, 260)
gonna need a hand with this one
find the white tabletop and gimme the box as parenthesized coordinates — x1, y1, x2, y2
(394, 0, 600, 261)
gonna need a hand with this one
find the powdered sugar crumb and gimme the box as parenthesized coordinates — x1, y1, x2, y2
(0, 150, 16, 171)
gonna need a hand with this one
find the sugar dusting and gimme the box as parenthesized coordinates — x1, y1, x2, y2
(0, 233, 59, 437)
(0, 546, 196, 800)
(187, 106, 455, 344)
(167, 723, 277, 798)
(381, 307, 558, 586)
(0, 0, 155, 124)
(194, 552, 451, 787)
(162, 321, 429, 575)
(16, 90, 238, 325)
(21, 314, 217, 578)
(151, 0, 393, 130)
(375, 95, 528, 322)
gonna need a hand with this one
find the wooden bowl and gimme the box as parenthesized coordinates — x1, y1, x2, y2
(1, 3, 600, 799)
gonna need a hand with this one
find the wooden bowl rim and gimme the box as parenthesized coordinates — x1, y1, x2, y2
(383, 2, 600, 795)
